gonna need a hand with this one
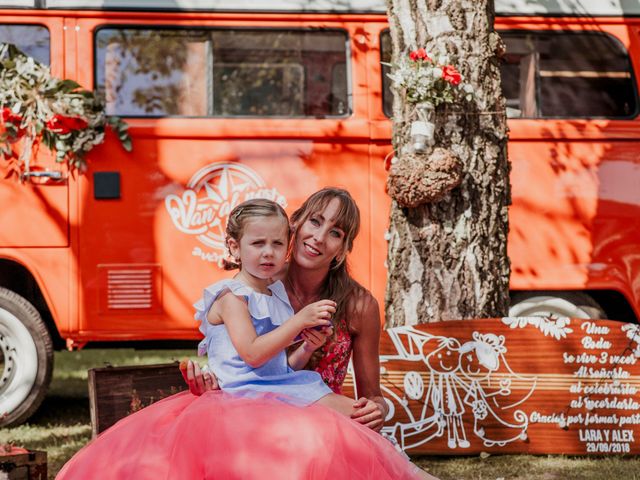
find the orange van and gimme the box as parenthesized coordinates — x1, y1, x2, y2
(1, 0, 639, 426)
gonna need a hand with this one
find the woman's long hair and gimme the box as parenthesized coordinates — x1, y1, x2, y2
(290, 187, 365, 329)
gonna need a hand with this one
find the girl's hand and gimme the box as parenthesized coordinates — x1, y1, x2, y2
(300, 326, 334, 352)
(294, 299, 335, 330)
(351, 397, 386, 432)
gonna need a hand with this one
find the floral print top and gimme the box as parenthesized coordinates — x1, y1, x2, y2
(314, 321, 353, 394)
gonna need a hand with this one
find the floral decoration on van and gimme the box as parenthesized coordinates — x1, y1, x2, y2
(0, 43, 132, 180)
(386, 48, 473, 106)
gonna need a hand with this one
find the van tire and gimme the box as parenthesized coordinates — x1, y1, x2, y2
(509, 291, 606, 320)
(0, 287, 53, 427)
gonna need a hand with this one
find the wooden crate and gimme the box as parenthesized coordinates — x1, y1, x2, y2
(0, 450, 46, 480)
(88, 362, 188, 437)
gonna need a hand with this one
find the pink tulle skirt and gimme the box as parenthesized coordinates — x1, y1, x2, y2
(57, 391, 421, 479)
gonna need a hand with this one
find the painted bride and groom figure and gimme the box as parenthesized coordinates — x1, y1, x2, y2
(399, 330, 526, 451)
(58, 187, 437, 479)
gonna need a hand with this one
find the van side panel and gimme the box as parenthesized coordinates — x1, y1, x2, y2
(68, 15, 374, 340)
(3, 9, 640, 344)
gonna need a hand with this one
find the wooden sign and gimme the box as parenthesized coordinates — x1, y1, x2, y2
(343, 318, 640, 455)
(88, 362, 187, 436)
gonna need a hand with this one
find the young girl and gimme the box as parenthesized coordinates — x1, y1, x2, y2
(195, 198, 345, 408)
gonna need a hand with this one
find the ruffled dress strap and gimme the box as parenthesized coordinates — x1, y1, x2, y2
(193, 278, 272, 355)
(266, 280, 294, 325)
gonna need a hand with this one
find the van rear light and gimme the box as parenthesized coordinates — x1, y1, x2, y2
(98, 265, 162, 314)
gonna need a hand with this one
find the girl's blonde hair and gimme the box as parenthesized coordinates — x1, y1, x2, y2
(223, 198, 290, 270)
(290, 187, 364, 327)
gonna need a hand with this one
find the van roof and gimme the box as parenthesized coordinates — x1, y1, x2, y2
(1, 0, 638, 16)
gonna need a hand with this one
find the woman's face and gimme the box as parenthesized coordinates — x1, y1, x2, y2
(292, 197, 346, 272)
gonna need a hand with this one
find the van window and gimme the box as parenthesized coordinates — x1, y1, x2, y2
(380, 31, 393, 118)
(95, 27, 350, 118)
(0, 25, 50, 65)
(501, 31, 637, 118)
(380, 30, 637, 119)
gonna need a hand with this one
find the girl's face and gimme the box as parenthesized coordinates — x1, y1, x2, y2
(228, 215, 289, 285)
(292, 197, 346, 272)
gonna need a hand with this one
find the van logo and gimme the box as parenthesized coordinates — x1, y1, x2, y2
(165, 162, 287, 267)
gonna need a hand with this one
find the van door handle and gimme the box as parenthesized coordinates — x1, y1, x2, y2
(21, 170, 66, 183)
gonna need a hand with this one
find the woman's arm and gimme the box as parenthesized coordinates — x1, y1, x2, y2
(214, 292, 334, 368)
(179, 359, 218, 395)
(348, 292, 389, 432)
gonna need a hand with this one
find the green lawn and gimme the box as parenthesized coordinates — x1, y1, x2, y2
(1, 349, 638, 479)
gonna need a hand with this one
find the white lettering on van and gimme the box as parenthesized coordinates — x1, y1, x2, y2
(165, 162, 287, 266)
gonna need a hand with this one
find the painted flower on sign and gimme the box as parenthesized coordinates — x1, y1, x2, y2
(385, 48, 473, 106)
(0, 43, 132, 179)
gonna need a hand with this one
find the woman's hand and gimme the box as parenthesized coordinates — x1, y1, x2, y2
(350, 397, 387, 432)
(179, 359, 219, 396)
(300, 326, 333, 352)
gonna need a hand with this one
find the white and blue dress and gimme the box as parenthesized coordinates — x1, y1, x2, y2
(194, 278, 332, 405)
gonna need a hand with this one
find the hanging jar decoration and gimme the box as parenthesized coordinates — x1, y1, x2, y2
(384, 47, 473, 207)
(409, 102, 435, 153)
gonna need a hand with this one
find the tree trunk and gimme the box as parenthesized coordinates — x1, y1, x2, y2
(385, 0, 511, 326)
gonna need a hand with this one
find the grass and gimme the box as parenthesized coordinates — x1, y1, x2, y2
(1, 349, 639, 479)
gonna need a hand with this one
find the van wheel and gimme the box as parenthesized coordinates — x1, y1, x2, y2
(0, 287, 53, 427)
(509, 291, 606, 320)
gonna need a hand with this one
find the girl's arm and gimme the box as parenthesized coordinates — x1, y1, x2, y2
(348, 292, 389, 432)
(211, 291, 334, 368)
(288, 326, 333, 370)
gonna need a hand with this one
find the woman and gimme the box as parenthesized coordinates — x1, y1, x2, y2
(184, 187, 387, 431)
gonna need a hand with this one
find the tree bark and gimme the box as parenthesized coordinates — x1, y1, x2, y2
(385, 0, 511, 326)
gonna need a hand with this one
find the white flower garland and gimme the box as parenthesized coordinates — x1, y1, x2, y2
(0, 43, 131, 179)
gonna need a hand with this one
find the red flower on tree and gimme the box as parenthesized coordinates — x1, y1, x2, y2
(409, 48, 431, 62)
(442, 65, 462, 85)
(46, 114, 88, 134)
